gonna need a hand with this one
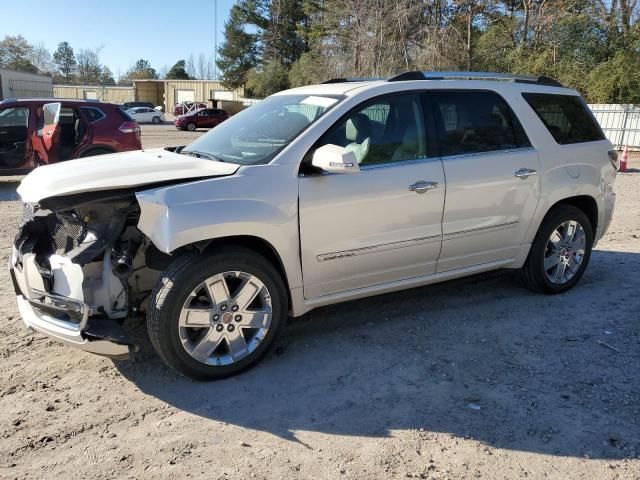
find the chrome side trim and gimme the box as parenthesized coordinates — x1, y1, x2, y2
(359, 156, 439, 171)
(443, 221, 519, 240)
(440, 147, 535, 162)
(317, 234, 441, 262)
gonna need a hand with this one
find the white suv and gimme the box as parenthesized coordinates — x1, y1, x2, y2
(10, 72, 617, 379)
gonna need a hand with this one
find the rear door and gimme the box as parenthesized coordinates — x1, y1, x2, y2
(200, 109, 216, 128)
(299, 92, 446, 298)
(41, 102, 61, 163)
(430, 90, 540, 272)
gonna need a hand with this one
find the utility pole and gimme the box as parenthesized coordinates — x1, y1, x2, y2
(213, 0, 218, 79)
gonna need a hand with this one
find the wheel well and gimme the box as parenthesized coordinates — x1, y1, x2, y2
(549, 195, 598, 230)
(81, 147, 114, 157)
(199, 236, 292, 310)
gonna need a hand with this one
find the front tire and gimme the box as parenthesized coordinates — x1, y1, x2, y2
(152, 116, 162, 124)
(522, 205, 593, 294)
(187, 122, 196, 131)
(147, 248, 287, 380)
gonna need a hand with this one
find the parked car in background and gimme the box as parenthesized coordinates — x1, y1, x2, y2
(174, 108, 228, 131)
(9, 72, 616, 380)
(127, 106, 165, 124)
(0, 98, 141, 174)
(173, 102, 208, 116)
(122, 101, 156, 111)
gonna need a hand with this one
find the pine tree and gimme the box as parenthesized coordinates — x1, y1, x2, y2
(216, 2, 262, 89)
(53, 41, 76, 81)
(166, 60, 191, 79)
(100, 66, 115, 84)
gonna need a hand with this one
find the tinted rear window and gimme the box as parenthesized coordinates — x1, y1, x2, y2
(117, 107, 134, 121)
(431, 91, 531, 156)
(522, 93, 605, 144)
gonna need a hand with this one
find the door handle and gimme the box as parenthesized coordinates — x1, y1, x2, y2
(514, 168, 537, 179)
(409, 181, 438, 194)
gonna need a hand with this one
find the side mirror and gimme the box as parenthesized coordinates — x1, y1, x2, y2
(311, 144, 360, 174)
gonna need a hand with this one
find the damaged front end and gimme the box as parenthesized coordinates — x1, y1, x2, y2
(10, 193, 168, 359)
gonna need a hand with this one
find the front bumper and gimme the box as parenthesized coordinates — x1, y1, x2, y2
(10, 250, 132, 360)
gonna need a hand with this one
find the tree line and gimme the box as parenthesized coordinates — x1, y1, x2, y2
(216, 0, 640, 103)
(0, 35, 215, 84)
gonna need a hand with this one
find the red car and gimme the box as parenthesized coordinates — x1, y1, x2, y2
(174, 108, 229, 131)
(0, 98, 141, 175)
(172, 102, 208, 116)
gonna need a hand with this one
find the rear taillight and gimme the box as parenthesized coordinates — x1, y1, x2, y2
(119, 121, 141, 140)
(119, 121, 140, 134)
(608, 149, 619, 170)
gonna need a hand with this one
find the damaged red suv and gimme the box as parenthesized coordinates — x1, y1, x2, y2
(0, 98, 142, 175)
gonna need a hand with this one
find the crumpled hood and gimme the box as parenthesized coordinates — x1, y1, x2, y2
(18, 148, 240, 203)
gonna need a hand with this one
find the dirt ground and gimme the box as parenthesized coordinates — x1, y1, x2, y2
(1, 129, 639, 479)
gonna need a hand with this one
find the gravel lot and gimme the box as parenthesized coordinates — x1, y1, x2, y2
(1, 128, 639, 479)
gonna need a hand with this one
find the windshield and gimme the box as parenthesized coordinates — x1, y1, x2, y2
(182, 94, 342, 165)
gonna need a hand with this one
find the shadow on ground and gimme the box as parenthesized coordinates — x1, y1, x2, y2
(117, 249, 640, 460)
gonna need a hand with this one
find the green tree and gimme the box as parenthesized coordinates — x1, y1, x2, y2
(166, 59, 191, 79)
(53, 41, 76, 81)
(0, 35, 37, 73)
(245, 60, 289, 97)
(263, 0, 307, 66)
(125, 58, 158, 80)
(587, 50, 640, 103)
(217, 2, 262, 89)
(99, 66, 115, 84)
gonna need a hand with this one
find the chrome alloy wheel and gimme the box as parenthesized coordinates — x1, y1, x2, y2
(178, 271, 272, 366)
(543, 220, 586, 285)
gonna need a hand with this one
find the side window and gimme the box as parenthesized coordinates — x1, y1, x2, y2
(315, 93, 427, 166)
(432, 91, 530, 156)
(522, 93, 605, 144)
(81, 107, 105, 123)
(0, 107, 28, 127)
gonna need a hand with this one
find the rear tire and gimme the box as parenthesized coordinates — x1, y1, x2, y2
(522, 205, 593, 294)
(187, 122, 196, 131)
(147, 248, 288, 380)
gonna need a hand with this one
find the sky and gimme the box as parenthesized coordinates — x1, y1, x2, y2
(2, 0, 235, 78)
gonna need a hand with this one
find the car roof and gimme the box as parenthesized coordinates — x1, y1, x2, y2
(0, 98, 116, 106)
(274, 72, 579, 98)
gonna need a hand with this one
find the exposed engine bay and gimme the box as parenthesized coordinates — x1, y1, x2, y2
(12, 193, 173, 351)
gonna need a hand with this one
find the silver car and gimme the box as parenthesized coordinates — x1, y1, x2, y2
(10, 72, 617, 379)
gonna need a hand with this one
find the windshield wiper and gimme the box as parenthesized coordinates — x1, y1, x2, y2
(181, 150, 224, 162)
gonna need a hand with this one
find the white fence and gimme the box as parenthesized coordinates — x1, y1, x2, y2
(588, 104, 640, 150)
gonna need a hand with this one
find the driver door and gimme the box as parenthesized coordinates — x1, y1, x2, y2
(299, 92, 445, 299)
(41, 103, 61, 163)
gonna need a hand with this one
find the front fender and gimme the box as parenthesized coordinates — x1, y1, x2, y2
(135, 166, 302, 289)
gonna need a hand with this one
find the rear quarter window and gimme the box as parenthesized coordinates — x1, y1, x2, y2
(117, 107, 134, 121)
(81, 107, 105, 123)
(522, 93, 605, 144)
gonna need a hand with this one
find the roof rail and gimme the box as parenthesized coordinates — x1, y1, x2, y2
(322, 77, 383, 84)
(388, 71, 563, 87)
